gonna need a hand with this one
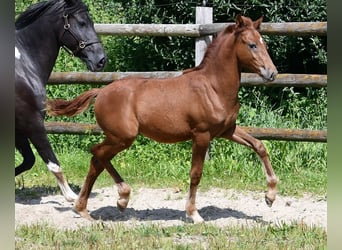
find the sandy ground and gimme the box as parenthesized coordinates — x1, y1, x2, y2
(15, 186, 327, 231)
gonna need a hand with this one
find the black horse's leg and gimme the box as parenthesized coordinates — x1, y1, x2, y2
(22, 116, 78, 202)
(15, 132, 35, 176)
(29, 132, 78, 201)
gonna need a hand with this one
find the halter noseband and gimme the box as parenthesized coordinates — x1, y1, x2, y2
(61, 11, 101, 56)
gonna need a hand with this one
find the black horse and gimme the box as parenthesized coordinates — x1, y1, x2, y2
(15, 0, 106, 201)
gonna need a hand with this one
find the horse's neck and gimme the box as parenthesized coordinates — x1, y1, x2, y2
(202, 35, 241, 94)
(16, 23, 60, 83)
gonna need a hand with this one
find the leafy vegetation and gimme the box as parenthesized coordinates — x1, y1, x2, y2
(15, 0, 327, 73)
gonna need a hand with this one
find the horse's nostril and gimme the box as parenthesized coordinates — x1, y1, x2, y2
(98, 57, 106, 68)
(270, 72, 274, 80)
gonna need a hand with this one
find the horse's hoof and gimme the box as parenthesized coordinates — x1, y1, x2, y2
(73, 207, 93, 221)
(265, 196, 274, 207)
(117, 198, 129, 212)
(77, 210, 92, 220)
(186, 211, 205, 224)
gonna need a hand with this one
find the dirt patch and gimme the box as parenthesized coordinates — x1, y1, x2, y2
(15, 187, 326, 230)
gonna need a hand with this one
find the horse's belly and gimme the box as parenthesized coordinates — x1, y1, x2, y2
(139, 119, 192, 144)
(142, 131, 191, 144)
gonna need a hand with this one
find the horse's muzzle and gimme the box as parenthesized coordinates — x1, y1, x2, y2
(260, 67, 278, 81)
(84, 55, 107, 72)
(96, 57, 107, 71)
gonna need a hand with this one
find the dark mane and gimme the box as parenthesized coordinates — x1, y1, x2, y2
(15, 0, 59, 30)
(64, 0, 88, 15)
(15, 0, 88, 30)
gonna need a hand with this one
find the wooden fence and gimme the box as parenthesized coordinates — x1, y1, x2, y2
(93, 22, 327, 37)
(45, 10, 327, 143)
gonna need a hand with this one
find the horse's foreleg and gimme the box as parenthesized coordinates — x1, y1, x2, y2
(74, 156, 104, 220)
(223, 125, 278, 206)
(186, 133, 210, 223)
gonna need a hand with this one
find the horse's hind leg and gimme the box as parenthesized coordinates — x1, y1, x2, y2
(222, 125, 278, 206)
(27, 121, 78, 202)
(186, 132, 211, 223)
(75, 137, 132, 219)
(15, 132, 35, 176)
(102, 159, 131, 212)
(74, 156, 105, 220)
(93, 137, 132, 211)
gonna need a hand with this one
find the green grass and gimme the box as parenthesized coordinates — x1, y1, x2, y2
(15, 222, 326, 249)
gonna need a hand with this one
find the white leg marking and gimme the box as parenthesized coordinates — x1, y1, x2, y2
(47, 161, 78, 202)
(187, 210, 205, 224)
(15, 47, 21, 59)
(47, 161, 62, 173)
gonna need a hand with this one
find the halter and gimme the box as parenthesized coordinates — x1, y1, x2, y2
(60, 11, 101, 56)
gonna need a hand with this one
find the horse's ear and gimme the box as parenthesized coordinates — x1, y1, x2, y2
(235, 14, 254, 29)
(253, 16, 264, 30)
(235, 14, 244, 28)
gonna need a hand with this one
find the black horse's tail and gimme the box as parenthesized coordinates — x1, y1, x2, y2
(46, 88, 100, 117)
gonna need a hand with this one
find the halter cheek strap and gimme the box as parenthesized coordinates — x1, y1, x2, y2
(61, 13, 101, 56)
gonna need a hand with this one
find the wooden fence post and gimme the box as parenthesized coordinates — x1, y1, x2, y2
(195, 5, 213, 160)
(195, 6, 213, 66)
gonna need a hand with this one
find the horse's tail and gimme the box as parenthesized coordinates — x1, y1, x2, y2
(46, 88, 100, 117)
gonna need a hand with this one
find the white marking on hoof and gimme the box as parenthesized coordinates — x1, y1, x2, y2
(117, 198, 129, 212)
(73, 206, 93, 220)
(116, 182, 131, 210)
(15, 47, 21, 59)
(186, 211, 204, 224)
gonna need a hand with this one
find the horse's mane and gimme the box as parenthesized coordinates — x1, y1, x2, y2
(15, 0, 59, 30)
(15, 0, 88, 30)
(183, 23, 237, 74)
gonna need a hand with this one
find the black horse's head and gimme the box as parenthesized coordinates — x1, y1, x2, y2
(59, 0, 106, 71)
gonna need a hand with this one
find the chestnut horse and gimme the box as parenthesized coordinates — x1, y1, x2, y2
(47, 15, 278, 223)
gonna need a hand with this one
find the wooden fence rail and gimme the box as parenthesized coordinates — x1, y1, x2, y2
(45, 122, 327, 142)
(94, 22, 327, 37)
(48, 72, 327, 88)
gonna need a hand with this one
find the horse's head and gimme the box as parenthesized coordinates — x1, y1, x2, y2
(232, 15, 277, 81)
(59, 0, 106, 71)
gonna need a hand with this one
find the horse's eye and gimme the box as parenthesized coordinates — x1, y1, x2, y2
(78, 21, 86, 27)
(249, 43, 257, 49)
